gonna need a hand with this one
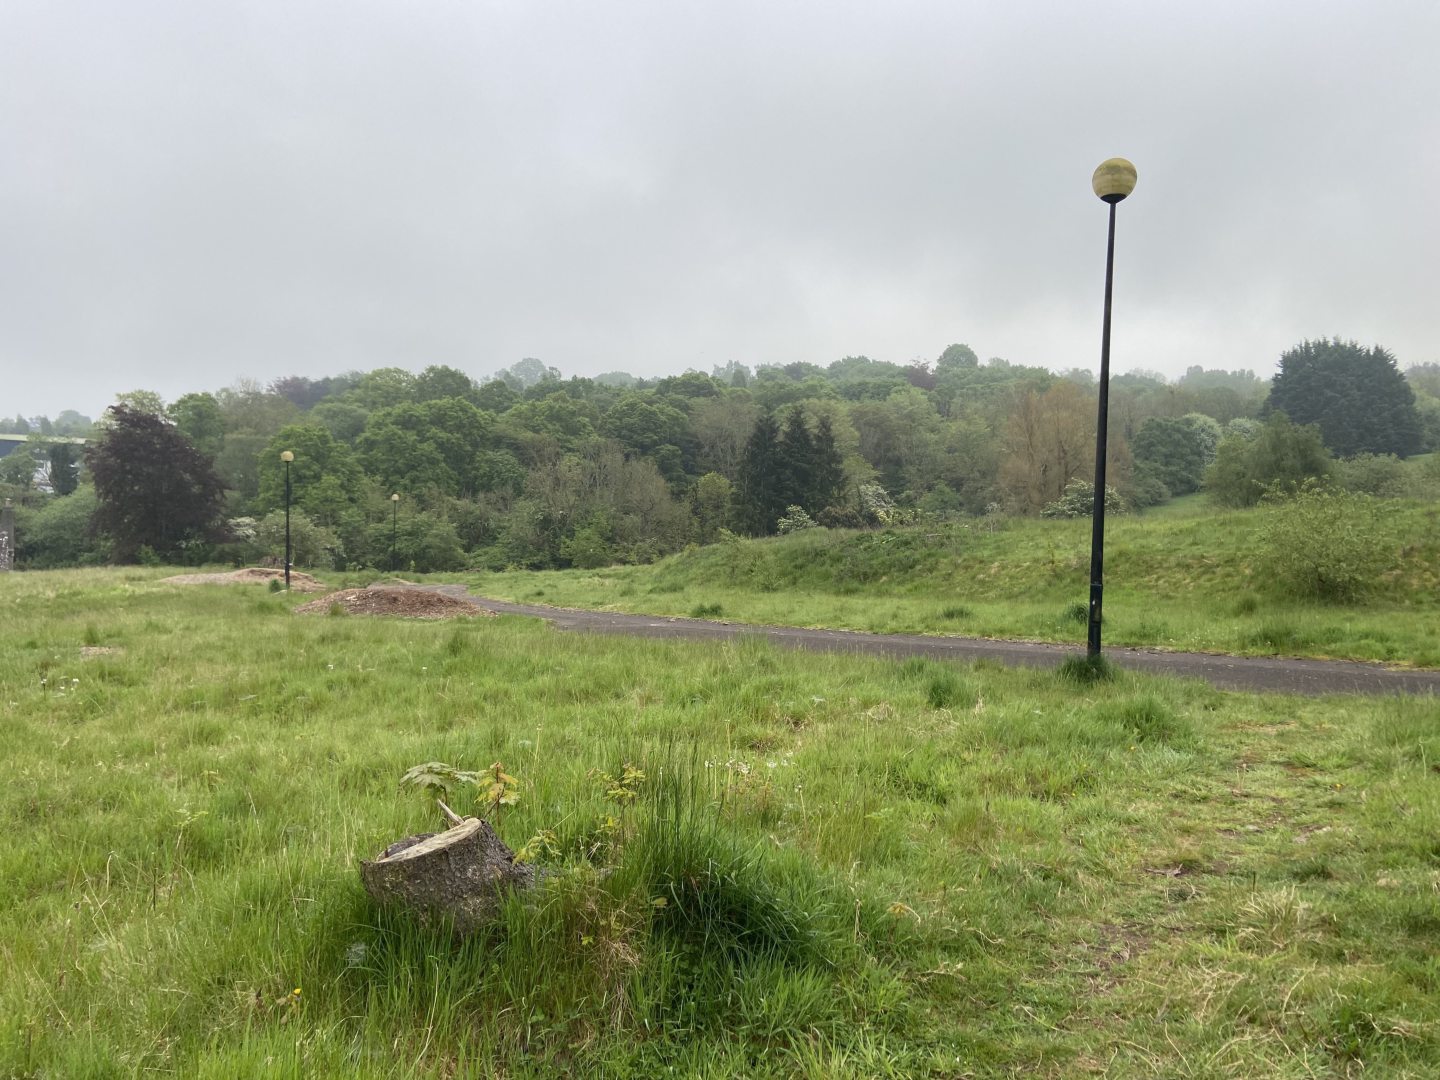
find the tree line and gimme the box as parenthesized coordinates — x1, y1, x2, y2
(2, 338, 1436, 571)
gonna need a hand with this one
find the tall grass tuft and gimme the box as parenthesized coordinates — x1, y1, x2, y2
(897, 657, 975, 709)
(1103, 694, 1194, 747)
(925, 669, 970, 709)
(1058, 652, 1117, 684)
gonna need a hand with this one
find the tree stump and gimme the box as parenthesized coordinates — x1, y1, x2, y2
(360, 817, 536, 934)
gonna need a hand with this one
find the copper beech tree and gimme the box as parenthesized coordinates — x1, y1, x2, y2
(86, 404, 227, 562)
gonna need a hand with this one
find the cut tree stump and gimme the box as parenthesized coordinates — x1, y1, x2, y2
(360, 816, 536, 933)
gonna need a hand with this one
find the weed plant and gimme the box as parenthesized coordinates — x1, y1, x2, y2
(4, 568, 1440, 1075)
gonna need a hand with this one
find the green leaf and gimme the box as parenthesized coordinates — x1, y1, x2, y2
(399, 761, 478, 798)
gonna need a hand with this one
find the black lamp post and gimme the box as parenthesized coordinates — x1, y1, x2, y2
(281, 450, 294, 590)
(390, 493, 400, 573)
(1087, 158, 1137, 660)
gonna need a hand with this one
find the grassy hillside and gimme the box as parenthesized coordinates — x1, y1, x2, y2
(475, 496, 1440, 666)
(5, 569, 1440, 1075)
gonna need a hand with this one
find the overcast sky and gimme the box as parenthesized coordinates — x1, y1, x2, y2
(3, 0, 1436, 419)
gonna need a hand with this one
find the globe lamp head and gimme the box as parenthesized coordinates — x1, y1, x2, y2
(1092, 158, 1137, 203)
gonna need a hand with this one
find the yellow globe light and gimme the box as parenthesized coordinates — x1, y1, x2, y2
(1091, 158, 1137, 203)
(280, 450, 294, 462)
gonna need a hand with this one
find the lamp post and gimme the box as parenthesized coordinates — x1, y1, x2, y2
(390, 493, 400, 573)
(1087, 157, 1137, 660)
(281, 451, 295, 590)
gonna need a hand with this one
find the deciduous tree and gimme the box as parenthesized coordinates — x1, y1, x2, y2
(169, 392, 226, 458)
(1131, 416, 1207, 496)
(86, 405, 226, 562)
(1205, 412, 1332, 507)
(258, 425, 367, 524)
(999, 382, 1111, 513)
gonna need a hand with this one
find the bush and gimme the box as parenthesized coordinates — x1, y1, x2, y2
(1334, 453, 1410, 497)
(1125, 467, 1171, 510)
(1040, 479, 1126, 519)
(560, 524, 615, 569)
(1257, 481, 1392, 602)
(1205, 413, 1332, 508)
(14, 488, 108, 568)
(775, 505, 817, 534)
(250, 508, 342, 570)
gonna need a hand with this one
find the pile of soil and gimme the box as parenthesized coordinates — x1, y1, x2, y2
(294, 586, 496, 620)
(162, 567, 327, 592)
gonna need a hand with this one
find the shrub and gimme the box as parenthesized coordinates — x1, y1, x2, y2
(775, 505, 817, 534)
(369, 511, 467, 573)
(1256, 481, 1391, 602)
(14, 487, 108, 568)
(1040, 480, 1126, 519)
(560, 524, 615, 569)
(1125, 467, 1171, 510)
(1334, 453, 1410, 497)
(250, 508, 342, 570)
(1205, 412, 1332, 508)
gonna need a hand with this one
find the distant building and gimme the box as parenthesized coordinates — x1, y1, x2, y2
(0, 433, 86, 457)
(0, 433, 88, 493)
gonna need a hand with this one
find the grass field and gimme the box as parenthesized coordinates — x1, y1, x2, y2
(472, 496, 1440, 668)
(4, 567, 1440, 1076)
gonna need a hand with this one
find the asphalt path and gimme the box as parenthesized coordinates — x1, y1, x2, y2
(434, 589, 1440, 697)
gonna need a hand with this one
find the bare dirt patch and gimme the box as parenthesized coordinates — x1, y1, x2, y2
(295, 586, 497, 620)
(79, 646, 123, 658)
(162, 567, 328, 592)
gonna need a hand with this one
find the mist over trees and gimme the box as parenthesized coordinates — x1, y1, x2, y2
(2, 336, 1436, 570)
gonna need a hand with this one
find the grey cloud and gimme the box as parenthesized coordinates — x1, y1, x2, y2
(2, 0, 1436, 417)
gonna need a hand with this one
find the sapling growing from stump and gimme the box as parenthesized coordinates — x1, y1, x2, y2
(399, 760, 520, 827)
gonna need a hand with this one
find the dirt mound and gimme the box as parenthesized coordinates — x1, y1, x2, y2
(294, 586, 496, 620)
(162, 567, 328, 591)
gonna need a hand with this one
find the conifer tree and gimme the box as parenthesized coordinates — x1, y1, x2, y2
(1266, 338, 1422, 458)
(733, 411, 784, 535)
(775, 407, 815, 513)
(809, 414, 844, 513)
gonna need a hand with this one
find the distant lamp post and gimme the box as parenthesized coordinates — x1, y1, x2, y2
(1087, 157, 1137, 659)
(280, 451, 295, 590)
(390, 493, 400, 573)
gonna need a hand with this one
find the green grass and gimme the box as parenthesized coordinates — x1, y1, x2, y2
(5, 567, 1440, 1076)
(469, 497, 1440, 666)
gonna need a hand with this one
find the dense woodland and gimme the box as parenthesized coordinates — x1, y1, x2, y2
(3, 339, 1437, 571)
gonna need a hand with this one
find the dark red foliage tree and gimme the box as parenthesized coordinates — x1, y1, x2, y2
(86, 404, 227, 562)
